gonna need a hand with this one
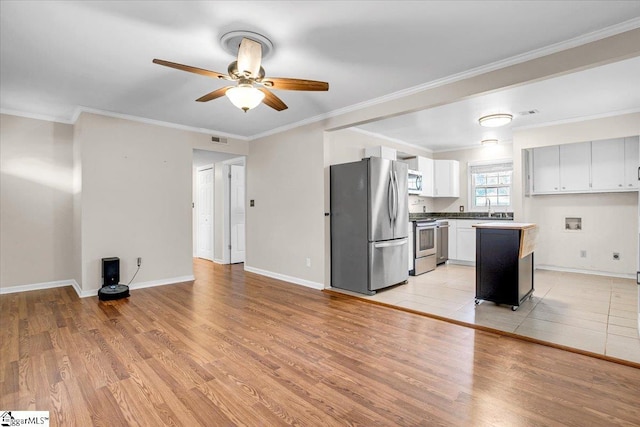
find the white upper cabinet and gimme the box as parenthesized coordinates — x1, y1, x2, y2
(419, 157, 435, 197)
(434, 160, 460, 197)
(624, 136, 639, 189)
(559, 141, 591, 192)
(592, 137, 638, 191)
(532, 145, 560, 193)
(531, 136, 639, 195)
(591, 138, 625, 191)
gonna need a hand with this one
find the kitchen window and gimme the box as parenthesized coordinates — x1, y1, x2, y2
(469, 160, 513, 210)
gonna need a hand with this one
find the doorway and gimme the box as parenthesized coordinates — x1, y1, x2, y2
(192, 149, 243, 264)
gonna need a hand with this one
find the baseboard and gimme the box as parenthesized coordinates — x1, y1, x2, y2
(129, 275, 195, 291)
(0, 279, 79, 295)
(536, 265, 635, 279)
(243, 265, 324, 290)
(213, 258, 226, 264)
(1, 276, 195, 298)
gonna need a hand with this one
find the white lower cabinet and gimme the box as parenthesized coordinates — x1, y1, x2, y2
(449, 220, 492, 264)
(448, 220, 457, 260)
(456, 228, 476, 263)
(408, 222, 413, 271)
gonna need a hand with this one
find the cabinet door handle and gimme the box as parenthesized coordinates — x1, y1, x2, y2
(619, 184, 623, 187)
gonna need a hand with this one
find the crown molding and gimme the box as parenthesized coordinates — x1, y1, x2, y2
(0, 108, 76, 124)
(72, 107, 250, 140)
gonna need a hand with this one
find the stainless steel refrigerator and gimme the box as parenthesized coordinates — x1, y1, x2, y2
(330, 156, 408, 295)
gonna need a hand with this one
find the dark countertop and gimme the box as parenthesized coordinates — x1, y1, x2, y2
(409, 212, 514, 221)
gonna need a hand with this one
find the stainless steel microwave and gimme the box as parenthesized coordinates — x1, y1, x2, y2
(408, 169, 422, 194)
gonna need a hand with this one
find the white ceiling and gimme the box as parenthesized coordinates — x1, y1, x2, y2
(2, 1, 640, 145)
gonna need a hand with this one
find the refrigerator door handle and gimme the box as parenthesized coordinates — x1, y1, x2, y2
(374, 239, 407, 248)
(393, 170, 399, 222)
(388, 171, 394, 227)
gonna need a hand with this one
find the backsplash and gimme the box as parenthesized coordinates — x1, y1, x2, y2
(408, 195, 434, 213)
(409, 211, 514, 220)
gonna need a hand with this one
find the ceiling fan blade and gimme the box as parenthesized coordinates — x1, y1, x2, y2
(196, 86, 233, 102)
(258, 87, 288, 111)
(261, 77, 329, 91)
(237, 38, 262, 78)
(153, 59, 230, 80)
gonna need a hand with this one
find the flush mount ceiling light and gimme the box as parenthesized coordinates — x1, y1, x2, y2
(480, 139, 499, 146)
(478, 113, 513, 128)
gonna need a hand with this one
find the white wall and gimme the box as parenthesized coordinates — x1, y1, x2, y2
(0, 114, 74, 288)
(74, 113, 194, 291)
(1, 110, 249, 294)
(433, 143, 514, 212)
(527, 192, 637, 275)
(246, 122, 326, 288)
(513, 112, 640, 276)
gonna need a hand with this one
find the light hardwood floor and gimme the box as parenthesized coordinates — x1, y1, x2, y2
(1, 259, 640, 426)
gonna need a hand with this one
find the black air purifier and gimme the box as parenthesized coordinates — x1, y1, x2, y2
(98, 257, 130, 301)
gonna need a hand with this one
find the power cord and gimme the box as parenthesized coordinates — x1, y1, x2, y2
(127, 265, 140, 286)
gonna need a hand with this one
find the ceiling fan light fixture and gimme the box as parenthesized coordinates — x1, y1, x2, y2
(226, 85, 265, 112)
(478, 113, 512, 127)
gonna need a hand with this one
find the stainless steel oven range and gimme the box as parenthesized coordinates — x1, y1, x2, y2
(411, 219, 437, 275)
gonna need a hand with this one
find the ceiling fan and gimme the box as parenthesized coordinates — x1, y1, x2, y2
(153, 33, 329, 112)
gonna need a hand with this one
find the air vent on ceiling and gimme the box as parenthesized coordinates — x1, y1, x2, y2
(210, 136, 228, 144)
(518, 109, 539, 116)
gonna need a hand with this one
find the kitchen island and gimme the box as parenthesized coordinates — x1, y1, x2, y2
(473, 222, 538, 311)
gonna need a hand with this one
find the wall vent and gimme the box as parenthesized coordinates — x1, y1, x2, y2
(211, 136, 228, 144)
(518, 109, 539, 116)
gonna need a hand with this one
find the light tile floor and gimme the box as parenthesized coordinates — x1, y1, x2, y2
(337, 264, 640, 364)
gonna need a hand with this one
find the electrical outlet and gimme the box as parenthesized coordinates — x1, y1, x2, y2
(306, 257, 311, 267)
(137, 257, 142, 267)
(613, 252, 620, 261)
(580, 250, 586, 258)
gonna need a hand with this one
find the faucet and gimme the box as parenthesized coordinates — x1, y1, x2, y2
(486, 199, 492, 217)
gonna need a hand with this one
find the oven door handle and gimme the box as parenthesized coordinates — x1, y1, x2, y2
(374, 239, 407, 248)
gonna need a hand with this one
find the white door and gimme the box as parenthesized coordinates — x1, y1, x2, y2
(197, 167, 214, 260)
(230, 164, 245, 264)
